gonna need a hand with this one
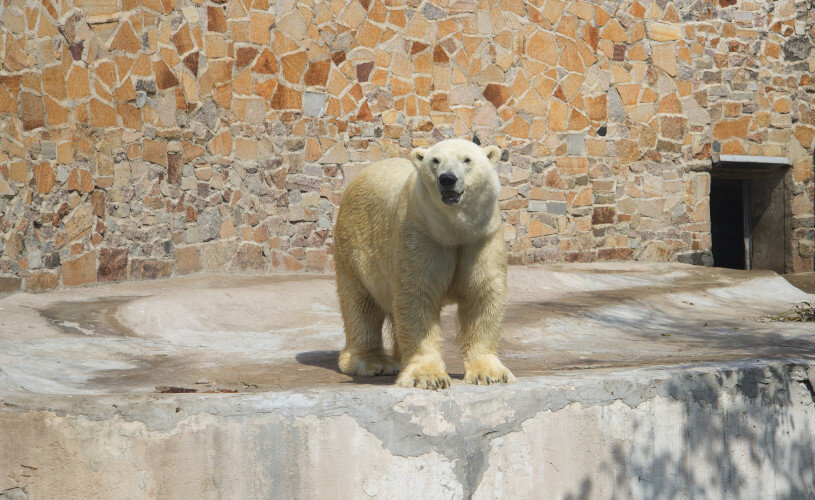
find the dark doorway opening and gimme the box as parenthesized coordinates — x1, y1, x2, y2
(710, 178, 746, 269)
(710, 157, 790, 273)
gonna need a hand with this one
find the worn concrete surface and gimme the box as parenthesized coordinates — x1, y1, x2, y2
(1, 263, 815, 498)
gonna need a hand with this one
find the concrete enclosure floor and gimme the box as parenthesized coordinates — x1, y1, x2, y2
(2, 263, 815, 498)
(1, 263, 813, 395)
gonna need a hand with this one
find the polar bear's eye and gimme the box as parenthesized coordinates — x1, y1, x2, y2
(463, 157, 471, 163)
(432, 158, 439, 164)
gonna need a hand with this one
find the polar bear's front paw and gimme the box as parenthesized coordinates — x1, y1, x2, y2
(338, 350, 400, 377)
(396, 362, 452, 390)
(464, 356, 516, 385)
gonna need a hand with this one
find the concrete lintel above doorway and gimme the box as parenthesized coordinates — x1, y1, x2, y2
(718, 155, 789, 165)
(712, 155, 790, 178)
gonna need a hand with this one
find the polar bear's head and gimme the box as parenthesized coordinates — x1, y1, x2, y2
(410, 139, 502, 209)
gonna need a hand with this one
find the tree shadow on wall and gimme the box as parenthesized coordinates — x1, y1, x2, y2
(560, 365, 815, 499)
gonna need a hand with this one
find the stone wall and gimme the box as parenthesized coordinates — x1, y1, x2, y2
(0, 0, 813, 292)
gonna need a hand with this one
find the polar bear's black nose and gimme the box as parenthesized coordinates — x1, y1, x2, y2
(438, 173, 457, 187)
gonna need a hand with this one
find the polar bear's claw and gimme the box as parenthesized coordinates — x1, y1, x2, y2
(396, 364, 452, 390)
(463, 357, 516, 385)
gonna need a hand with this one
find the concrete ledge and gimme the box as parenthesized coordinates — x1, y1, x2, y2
(2, 360, 815, 498)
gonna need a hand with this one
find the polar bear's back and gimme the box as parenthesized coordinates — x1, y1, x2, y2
(333, 158, 415, 309)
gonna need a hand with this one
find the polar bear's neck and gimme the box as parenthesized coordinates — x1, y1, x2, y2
(409, 175, 500, 247)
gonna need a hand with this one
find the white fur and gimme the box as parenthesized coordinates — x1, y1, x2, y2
(333, 139, 515, 389)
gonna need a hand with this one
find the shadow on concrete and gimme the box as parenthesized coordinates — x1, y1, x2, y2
(294, 350, 398, 385)
(784, 272, 815, 294)
(559, 365, 815, 498)
(295, 350, 469, 385)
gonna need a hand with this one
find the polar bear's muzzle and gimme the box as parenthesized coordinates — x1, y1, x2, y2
(438, 173, 463, 204)
(440, 189, 463, 204)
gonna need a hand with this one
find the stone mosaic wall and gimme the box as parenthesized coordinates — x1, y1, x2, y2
(0, 0, 814, 292)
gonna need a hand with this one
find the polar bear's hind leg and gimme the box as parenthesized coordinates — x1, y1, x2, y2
(336, 269, 400, 377)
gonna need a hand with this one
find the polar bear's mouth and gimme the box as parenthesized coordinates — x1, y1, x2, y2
(440, 190, 462, 204)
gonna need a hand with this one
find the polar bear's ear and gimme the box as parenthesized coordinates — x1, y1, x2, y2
(482, 145, 501, 165)
(410, 148, 428, 170)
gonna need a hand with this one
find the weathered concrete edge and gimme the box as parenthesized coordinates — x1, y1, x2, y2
(3, 358, 815, 498)
(2, 357, 814, 433)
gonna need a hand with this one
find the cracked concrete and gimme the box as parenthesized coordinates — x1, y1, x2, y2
(1, 263, 815, 498)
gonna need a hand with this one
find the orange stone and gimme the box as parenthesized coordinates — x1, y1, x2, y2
(601, 19, 627, 43)
(773, 97, 791, 114)
(281, 51, 307, 84)
(113, 78, 137, 101)
(213, 83, 232, 109)
(140, 140, 166, 169)
(581, 24, 599, 51)
(109, 22, 141, 53)
(172, 23, 195, 55)
(641, 88, 658, 103)
(304, 59, 330, 86)
(652, 43, 677, 76)
(357, 21, 383, 47)
(118, 103, 142, 129)
(207, 60, 231, 85)
(270, 84, 301, 109)
(24, 273, 59, 292)
(504, 115, 531, 138)
(210, 130, 232, 155)
(207, 6, 227, 32)
(628, 43, 648, 61)
(96, 62, 117, 94)
(250, 12, 273, 45)
(559, 40, 583, 73)
(154, 60, 179, 89)
(236, 47, 258, 69)
(721, 140, 745, 155)
(527, 31, 558, 65)
(255, 78, 277, 99)
(90, 99, 117, 127)
(44, 96, 69, 126)
(8, 161, 27, 182)
(177, 246, 199, 275)
(483, 83, 510, 108)
(183, 140, 206, 162)
(724, 102, 741, 117)
(585, 94, 607, 121)
(557, 157, 588, 174)
(33, 162, 56, 193)
(713, 116, 751, 140)
(529, 219, 556, 238)
(433, 44, 449, 63)
(549, 99, 568, 132)
(794, 125, 815, 148)
(41, 65, 66, 100)
(253, 48, 278, 74)
(0, 85, 15, 114)
(657, 93, 682, 113)
(20, 92, 44, 131)
(568, 108, 590, 130)
(63, 251, 98, 287)
(617, 84, 641, 106)
(542, 0, 565, 24)
(617, 139, 640, 162)
(184, 52, 199, 75)
(356, 101, 373, 121)
(66, 169, 94, 193)
(630, 1, 645, 17)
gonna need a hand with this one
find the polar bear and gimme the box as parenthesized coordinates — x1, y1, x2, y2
(333, 138, 515, 389)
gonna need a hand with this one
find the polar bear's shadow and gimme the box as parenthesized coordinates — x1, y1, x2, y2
(295, 350, 465, 385)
